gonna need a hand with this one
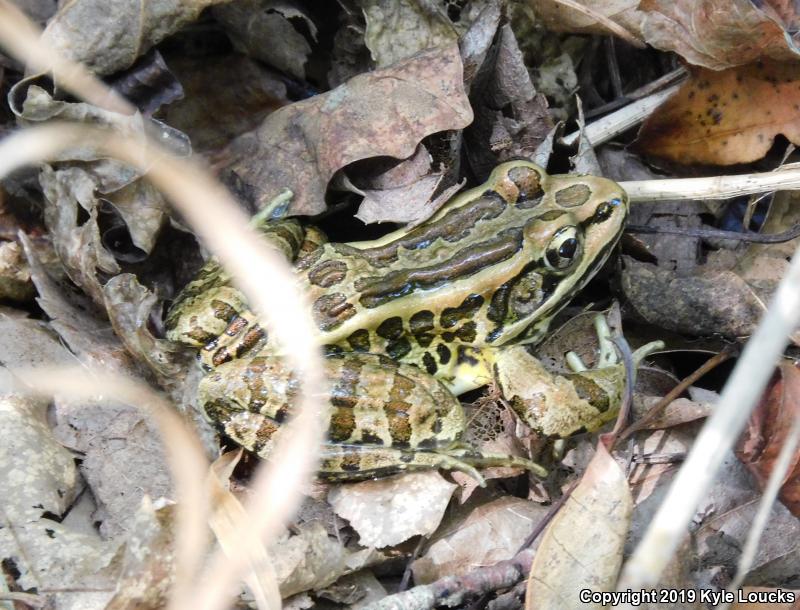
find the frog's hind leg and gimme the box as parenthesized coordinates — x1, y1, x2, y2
(318, 445, 548, 485)
(318, 445, 488, 485)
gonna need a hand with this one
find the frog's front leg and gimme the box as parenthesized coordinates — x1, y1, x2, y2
(490, 315, 663, 437)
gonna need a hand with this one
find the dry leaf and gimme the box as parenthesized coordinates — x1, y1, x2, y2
(0, 392, 78, 525)
(208, 454, 384, 599)
(639, 0, 800, 70)
(207, 451, 280, 608)
(223, 45, 473, 216)
(107, 49, 184, 116)
(636, 61, 800, 165)
(12, 84, 185, 304)
(361, 0, 458, 68)
(628, 427, 694, 508)
(161, 54, 290, 153)
(526, 442, 631, 608)
(358, 144, 433, 190)
(0, 314, 75, 371)
(316, 570, 387, 608)
(0, 520, 123, 608)
(273, 522, 384, 598)
(635, 396, 713, 430)
(355, 173, 444, 225)
(736, 361, 800, 517)
(351, 145, 467, 226)
(327, 471, 456, 548)
(19, 232, 137, 373)
(213, 0, 316, 80)
(20, 241, 177, 539)
(464, 24, 552, 175)
(621, 257, 766, 340)
(688, 453, 800, 591)
(412, 496, 549, 584)
(531, 0, 643, 40)
(0, 241, 34, 301)
(105, 499, 177, 610)
(103, 273, 192, 390)
(41, 0, 230, 75)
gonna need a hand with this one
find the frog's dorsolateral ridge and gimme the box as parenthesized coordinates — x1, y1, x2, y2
(165, 161, 629, 483)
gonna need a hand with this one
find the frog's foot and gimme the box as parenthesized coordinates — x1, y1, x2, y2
(250, 189, 294, 226)
(493, 315, 665, 437)
(442, 445, 549, 478)
(565, 314, 663, 373)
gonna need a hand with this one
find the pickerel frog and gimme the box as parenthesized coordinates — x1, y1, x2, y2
(166, 161, 632, 483)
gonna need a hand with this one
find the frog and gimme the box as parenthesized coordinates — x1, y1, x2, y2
(165, 160, 635, 484)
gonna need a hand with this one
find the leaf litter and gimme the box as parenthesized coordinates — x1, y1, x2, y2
(1, 0, 800, 608)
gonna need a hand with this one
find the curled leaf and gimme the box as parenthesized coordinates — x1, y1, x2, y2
(41, 0, 230, 75)
(636, 61, 800, 165)
(640, 0, 800, 69)
(223, 45, 473, 216)
(736, 361, 800, 517)
(526, 443, 632, 608)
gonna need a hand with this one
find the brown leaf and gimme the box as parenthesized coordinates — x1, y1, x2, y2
(621, 257, 766, 339)
(161, 54, 290, 153)
(21, 238, 176, 539)
(41, 0, 229, 76)
(634, 396, 713, 430)
(223, 45, 473, 216)
(635, 61, 800, 165)
(531, 0, 644, 41)
(690, 452, 800, 595)
(525, 443, 631, 608)
(327, 471, 457, 548)
(412, 497, 549, 584)
(361, 0, 458, 68)
(639, 0, 800, 70)
(736, 361, 800, 517)
(103, 273, 192, 392)
(464, 24, 552, 175)
(354, 173, 444, 225)
(213, 0, 316, 80)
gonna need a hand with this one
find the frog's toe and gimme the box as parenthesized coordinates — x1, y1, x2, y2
(317, 445, 489, 486)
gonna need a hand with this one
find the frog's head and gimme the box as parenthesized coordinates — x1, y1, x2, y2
(483, 161, 628, 345)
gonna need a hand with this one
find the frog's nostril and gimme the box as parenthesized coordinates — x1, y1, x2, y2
(593, 199, 621, 223)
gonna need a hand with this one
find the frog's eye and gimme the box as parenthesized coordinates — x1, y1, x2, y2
(545, 226, 582, 270)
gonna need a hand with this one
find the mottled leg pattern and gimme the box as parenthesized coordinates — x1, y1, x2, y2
(319, 443, 547, 483)
(198, 350, 548, 484)
(492, 314, 664, 437)
(318, 445, 488, 484)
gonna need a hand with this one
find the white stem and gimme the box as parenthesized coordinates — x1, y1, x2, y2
(622, 164, 800, 202)
(561, 85, 679, 148)
(618, 242, 800, 591)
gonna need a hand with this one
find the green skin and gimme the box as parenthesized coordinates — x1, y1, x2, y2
(166, 161, 645, 484)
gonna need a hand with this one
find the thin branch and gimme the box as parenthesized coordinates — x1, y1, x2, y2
(618, 242, 800, 592)
(622, 164, 800, 202)
(561, 85, 678, 147)
(619, 347, 736, 441)
(626, 223, 800, 244)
